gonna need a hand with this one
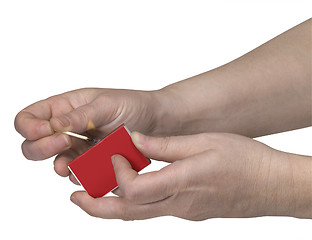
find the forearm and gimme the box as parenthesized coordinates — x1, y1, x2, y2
(153, 19, 311, 137)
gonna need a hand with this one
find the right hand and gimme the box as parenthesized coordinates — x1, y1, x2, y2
(14, 88, 161, 181)
(71, 132, 311, 220)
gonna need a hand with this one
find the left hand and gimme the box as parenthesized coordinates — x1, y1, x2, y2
(70, 132, 310, 220)
(14, 88, 162, 180)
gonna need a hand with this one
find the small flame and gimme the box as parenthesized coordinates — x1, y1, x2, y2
(87, 120, 96, 130)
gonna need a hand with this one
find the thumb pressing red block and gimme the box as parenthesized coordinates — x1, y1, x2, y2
(68, 124, 150, 198)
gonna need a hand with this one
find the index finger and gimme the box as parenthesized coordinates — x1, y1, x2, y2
(14, 95, 74, 140)
(15, 105, 53, 140)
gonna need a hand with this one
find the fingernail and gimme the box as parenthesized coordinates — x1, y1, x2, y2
(39, 122, 53, 136)
(54, 134, 70, 149)
(111, 155, 119, 166)
(70, 195, 79, 205)
(131, 132, 146, 149)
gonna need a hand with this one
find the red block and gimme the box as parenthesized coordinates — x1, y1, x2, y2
(68, 124, 150, 198)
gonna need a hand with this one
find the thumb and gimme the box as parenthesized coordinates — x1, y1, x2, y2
(50, 102, 106, 133)
(130, 132, 210, 163)
(111, 154, 138, 191)
(111, 154, 179, 204)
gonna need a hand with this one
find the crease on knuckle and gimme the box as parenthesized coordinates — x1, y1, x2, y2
(14, 112, 22, 133)
(74, 107, 90, 128)
(16, 113, 37, 139)
(95, 93, 109, 103)
(123, 183, 139, 203)
(102, 198, 134, 220)
(113, 202, 133, 221)
(86, 208, 98, 218)
(84, 203, 100, 218)
(160, 136, 171, 153)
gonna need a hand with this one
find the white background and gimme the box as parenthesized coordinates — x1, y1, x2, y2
(0, 0, 311, 239)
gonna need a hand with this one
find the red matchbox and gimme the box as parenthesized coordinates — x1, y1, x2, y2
(68, 124, 150, 198)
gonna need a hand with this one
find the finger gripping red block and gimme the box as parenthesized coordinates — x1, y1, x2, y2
(68, 125, 150, 198)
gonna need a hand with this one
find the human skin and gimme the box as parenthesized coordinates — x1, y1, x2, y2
(15, 19, 311, 177)
(155, 18, 311, 137)
(70, 132, 312, 220)
(14, 19, 311, 219)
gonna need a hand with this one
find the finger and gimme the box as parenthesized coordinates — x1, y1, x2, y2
(112, 154, 138, 187)
(50, 97, 114, 134)
(15, 111, 54, 141)
(53, 136, 92, 176)
(70, 191, 168, 220)
(54, 149, 79, 177)
(22, 133, 71, 160)
(14, 95, 75, 140)
(54, 152, 80, 184)
(112, 154, 180, 204)
(69, 173, 80, 185)
(131, 132, 211, 162)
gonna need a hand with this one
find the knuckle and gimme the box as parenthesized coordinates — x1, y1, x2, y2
(104, 199, 134, 220)
(83, 202, 100, 218)
(14, 112, 22, 132)
(96, 94, 119, 117)
(86, 208, 98, 218)
(96, 93, 109, 103)
(123, 184, 139, 203)
(200, 132, 213, 144)
(174, 205, 201, 221)
(160, 136, 171, 153)
(119, 205, 135, 221)
(121, 213, 134, 221)
(95, 94, 115, 111)
(15, 117, 31, 139)
(198, 133, 210, 143)
(199, 133, 222, 150)
(74, 107, 90, 126)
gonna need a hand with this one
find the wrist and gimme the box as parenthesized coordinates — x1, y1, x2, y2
(259, 150, 312, 218)
(288, 153, 312, 219)
(148, 88, 177, 136)
(150, 75, 232, 136)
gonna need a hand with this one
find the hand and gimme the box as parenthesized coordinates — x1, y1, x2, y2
(15, 88, 160, 180)
(70, 132, 311, 220)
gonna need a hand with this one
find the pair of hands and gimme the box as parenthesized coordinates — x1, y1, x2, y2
(15, 88, 304, 220)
